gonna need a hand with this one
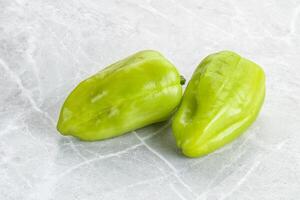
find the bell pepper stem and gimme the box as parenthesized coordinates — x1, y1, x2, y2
(180, 75, 186, 85)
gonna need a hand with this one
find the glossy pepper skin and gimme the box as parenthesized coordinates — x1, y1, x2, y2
(172, 51, 265, 157)
(57, 50, 184, 141)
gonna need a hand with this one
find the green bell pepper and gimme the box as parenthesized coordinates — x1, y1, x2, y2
(57, 50, 184, 141)
(172, 51, 265, 157)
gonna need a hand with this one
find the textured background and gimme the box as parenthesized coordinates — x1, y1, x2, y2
(1, 0, 300, 199)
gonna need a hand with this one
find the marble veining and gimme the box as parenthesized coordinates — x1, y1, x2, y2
(0, 0, 300, 199)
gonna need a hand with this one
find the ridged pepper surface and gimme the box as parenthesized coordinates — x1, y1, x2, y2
(57, 50, 184, 141)
(172, 51, 265, 157)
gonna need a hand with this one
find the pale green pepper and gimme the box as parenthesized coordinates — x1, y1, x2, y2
(57, 50, 184, 141)
(172, 51, 265, 157)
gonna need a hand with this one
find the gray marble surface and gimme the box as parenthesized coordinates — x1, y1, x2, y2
(1, 0, 300, 199)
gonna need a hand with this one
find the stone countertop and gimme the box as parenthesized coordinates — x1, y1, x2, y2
(1, 0, 300, 199)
